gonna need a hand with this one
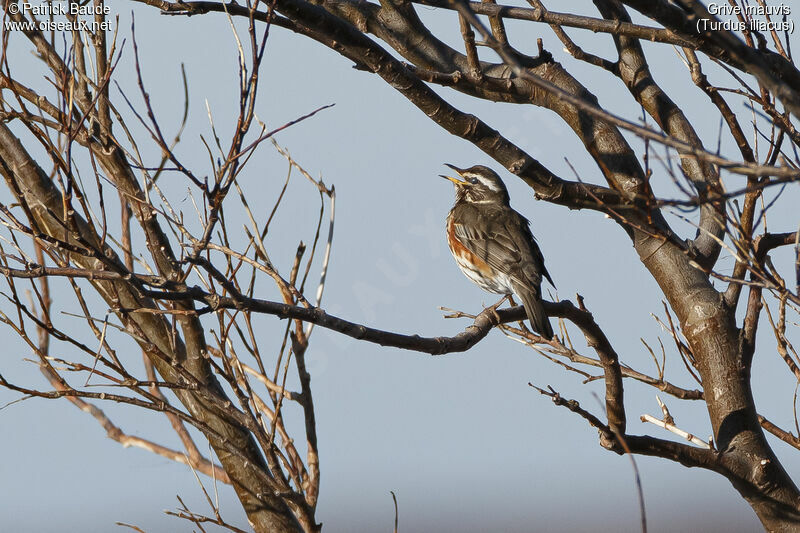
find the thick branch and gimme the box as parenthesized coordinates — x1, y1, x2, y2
(595, 0, 725, 270)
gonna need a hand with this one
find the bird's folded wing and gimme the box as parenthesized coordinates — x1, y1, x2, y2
(452, 219, 542, 289)
(504, 216, 555, 289)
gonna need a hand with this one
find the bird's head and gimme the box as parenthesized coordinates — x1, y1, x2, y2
(440, 164, 510, 205)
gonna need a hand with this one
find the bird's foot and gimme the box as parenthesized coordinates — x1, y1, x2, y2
(484, 295, 512, 324)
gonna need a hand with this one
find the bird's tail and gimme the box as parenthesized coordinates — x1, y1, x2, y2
(514, 285, 553, 340)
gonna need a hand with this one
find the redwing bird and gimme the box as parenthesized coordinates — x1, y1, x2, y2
(440, 164, 555, 339)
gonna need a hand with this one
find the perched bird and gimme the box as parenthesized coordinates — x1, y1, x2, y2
(440, 164, 555, 339)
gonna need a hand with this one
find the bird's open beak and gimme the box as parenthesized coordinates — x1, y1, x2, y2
(440, 163, 467, 185)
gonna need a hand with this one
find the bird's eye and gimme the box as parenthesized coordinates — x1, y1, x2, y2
(469, 177, 479, 184)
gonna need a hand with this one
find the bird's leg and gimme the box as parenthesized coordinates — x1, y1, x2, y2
(482, 295, 510, 324)
(488, 294, 511, 311)
(481, 295, 509, 324)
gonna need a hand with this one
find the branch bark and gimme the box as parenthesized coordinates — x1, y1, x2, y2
(0, 122, 304, 533)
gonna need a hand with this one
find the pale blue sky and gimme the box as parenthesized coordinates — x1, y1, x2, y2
(1, 2, 798, 532)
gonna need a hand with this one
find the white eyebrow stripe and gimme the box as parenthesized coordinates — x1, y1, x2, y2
(475, 175, 501, 192)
